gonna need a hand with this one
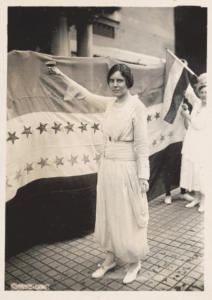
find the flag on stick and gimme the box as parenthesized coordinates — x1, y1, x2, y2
(161, 48, 194, 124)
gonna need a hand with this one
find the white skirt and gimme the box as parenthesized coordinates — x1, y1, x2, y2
(94, 156, 149, 263)
(180, 154, 205, 194)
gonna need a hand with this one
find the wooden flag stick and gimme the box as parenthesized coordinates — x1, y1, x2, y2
(166, 48, 198, 78)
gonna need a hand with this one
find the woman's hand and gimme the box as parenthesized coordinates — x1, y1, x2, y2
(182, 103, 188, 111)
(139, 179, 149, 194)
(181, 109, 189, 118)
(49, 67, 63, 76)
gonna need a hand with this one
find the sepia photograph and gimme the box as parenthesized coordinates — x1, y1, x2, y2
(2, 0, 210, 296)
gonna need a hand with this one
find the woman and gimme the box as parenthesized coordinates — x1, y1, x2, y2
(50, 64, 150, 284)
(180, 74, 207, 213)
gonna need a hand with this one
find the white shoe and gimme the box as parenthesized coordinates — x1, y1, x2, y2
(185, 199, 200, 208)
(180, 193, 194, 201)
(92, 262, 116, 278)
(123, 261, 141, 284)
(164, 195, 172, 205)
(198, 204, 205, 213)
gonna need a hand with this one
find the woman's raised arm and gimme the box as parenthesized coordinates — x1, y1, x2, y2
(51, 67, 114, 111)
(184, 84, 201, 107)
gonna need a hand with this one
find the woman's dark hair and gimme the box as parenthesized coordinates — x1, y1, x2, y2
(198, 84, 206, 93)
(107, 64, 134, 89)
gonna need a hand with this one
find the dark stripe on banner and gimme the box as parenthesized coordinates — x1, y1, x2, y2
(147, 141, 183, 200)
(6, 174, 97, 258)
(164, 68, 192, 124)
(6, 142, 182, 258)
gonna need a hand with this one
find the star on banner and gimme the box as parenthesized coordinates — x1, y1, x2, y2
(6, 178, 12, 187)
(37, 157, 49, 169)
(24, 163, 34, 174)
(152, 139, 157, 147)
(7, 132, 19, 144)
(22, 126, 32, 138)
(52, 122, 62, 134)
(168, 131, 174, 138)
(147, 115, 152, 123)
(65, 122, 74, 134)
(155, 112, 160, 120)
(53, 156, 64, 168)
(68, 155, 78, 166)
(93, 153, 101, 163)
(82, 154, 90, 164)
(14, 169, 22, 181)
(160, 135, 165, 142)
(91, 123, 99, 133)
(37, 123, 47, 134)
(78, 122, 87, 133)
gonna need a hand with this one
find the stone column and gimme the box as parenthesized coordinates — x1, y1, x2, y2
(77, 23, 93, 57)
(51, 11, 70, 56)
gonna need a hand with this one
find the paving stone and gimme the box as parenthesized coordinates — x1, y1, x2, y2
(149, 265, 163, 274)
(152, 273, 166, 282)
(142, 261, 153, 269)
(65, 261, 77, 268)
(53, 273, 68, 282)
(119, 285, 134, 291)
(66, 253, 78, 260)
(57, 257, 69, 264)
(80, 277, 96, 287)
(28, 269, 42, 277)
(161, 277, 178, 287)
(35, 254, 47, 261)
(142, 270, 156, 279)
(62, 278, 76, 287)
(51, 254, 63, 261)
(6, 265, 18, 273)
(193, 280, 204, 291)
(55, 265, 69, 273)
(181, 276, 196, 285)
(48, 261, 60, 269)
(74, 257, 86, 264)
(187, 270, 201, 280)
(155, 283, 170, 291)
(72, 273, 86, 282)
(71, 283, 85, 291)
(73, 264, 86, 272)
(159, 268, 174, 277)
(145, 278, 158, 288)
(46, 270, 59, 278)
(107, 271, 121, 280)
(136, 284, 152, 291)
(51, 283, 67, 291)
(52, 247, 64, 253)
(108, 281, 123, 290)
(81, 260, 95, 268)
(98, 277, 114, 286)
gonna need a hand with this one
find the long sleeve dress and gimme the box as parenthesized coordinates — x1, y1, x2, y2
(180, 85, 207, 194)
(64, 80, 150, 263)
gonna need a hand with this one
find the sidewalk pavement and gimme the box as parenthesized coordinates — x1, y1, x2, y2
(5, 188, 204, 291)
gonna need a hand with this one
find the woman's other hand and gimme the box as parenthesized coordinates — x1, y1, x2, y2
(139, 179, 149, 194)
(182, 103, 188, 111)
(49, 67, 63, 76)
(181, 109, 189, 118)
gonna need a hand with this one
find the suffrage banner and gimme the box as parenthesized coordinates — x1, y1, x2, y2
(6, 50, 185, 203)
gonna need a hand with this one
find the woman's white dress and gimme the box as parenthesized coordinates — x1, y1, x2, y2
(180, 85, 207, 194)
(65, 81, 150, 263)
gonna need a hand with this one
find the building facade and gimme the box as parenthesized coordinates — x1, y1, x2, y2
(8, 7, 175, 65)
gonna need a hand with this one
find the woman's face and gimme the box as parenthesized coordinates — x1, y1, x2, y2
(198, 87, 207, 104)
(109, 71, 128, 98)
